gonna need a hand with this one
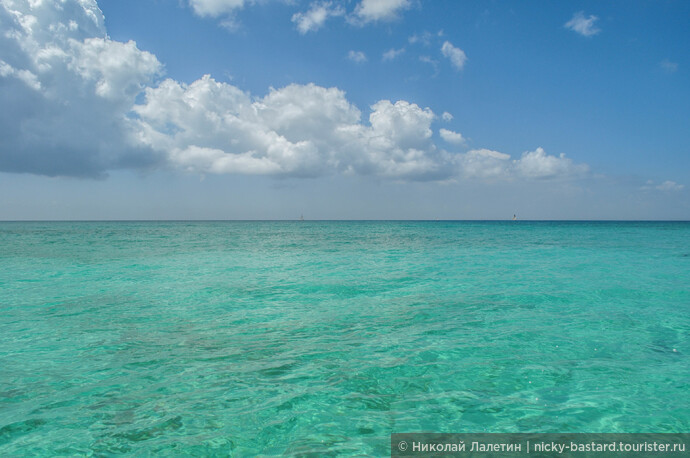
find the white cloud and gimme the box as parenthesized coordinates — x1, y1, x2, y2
(456, 149, 511, 180)
(0, 60, 41, 90)
(513, 147, 588, 179)
(348, 50, 367, 63)
(408, 31, 432, 46)
(292, 0, 416, 33)
(441, 112, 453, 122)
(368, 100, 434, 150)
(192, 0, 413, 30)
(357, 100, 440, 178)
(71, 38, 162, 101)
(441, 41, 467, 71)
(134, 77, 445, 180)
(291, 1, 344, 34)
(565, 11, 600, 37)
(353, 0, 411, 24)
(656, 180, 684, 191)
(439, 128, 465, 145)
(453, 147, 588, 181)
(660, 59, 678, 73)
(134, 77, 349, 177)
(188, 0, 247, 18)
(382, 47, 405, 61)
(0, 0, 593, 185)
(219, 16, 242, 32)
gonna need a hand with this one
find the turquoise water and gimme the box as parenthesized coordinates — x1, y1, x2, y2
(1, 221, 688, 455)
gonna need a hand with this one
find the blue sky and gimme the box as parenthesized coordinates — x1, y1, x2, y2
(0, 0, 688, 219)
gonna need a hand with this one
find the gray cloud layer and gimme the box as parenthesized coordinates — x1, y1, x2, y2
(0, 1, 162, 177)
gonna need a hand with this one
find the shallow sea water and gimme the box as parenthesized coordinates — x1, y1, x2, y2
(1, 221, 689, 455)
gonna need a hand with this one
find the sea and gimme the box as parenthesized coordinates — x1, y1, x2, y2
(1, 221, 688, 455)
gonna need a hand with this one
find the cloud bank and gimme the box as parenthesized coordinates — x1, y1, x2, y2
(454, 148, 588, 181)
(0, 0, 591, 185)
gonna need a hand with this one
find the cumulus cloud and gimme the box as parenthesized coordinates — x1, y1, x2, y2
(0, 0, 592, 185)
(353, 0, 411, 24)
(513, 147, 588, 179)
(71, 38, 162, 101)
(441, 41, 467, 71)
(0, 0, 161, 177)
(439, 128, 465, 145)
(291, 1, 344, 34)
(133, 76, 446, 180)
(565, 11, 600, 37)
(382, 47, 405, 61)
(441, 112, 453, 122)
(348, 50, 367, 63)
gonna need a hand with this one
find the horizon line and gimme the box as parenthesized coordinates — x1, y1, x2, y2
(1, 219, 689, 223)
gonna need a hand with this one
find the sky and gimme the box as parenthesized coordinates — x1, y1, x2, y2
(0, 0, 688, 220)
